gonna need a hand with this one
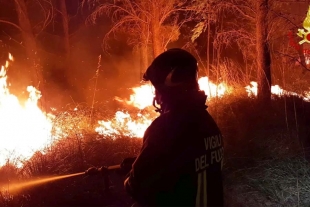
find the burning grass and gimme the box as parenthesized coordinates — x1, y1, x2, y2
(2, 52, 310, 205)
(1, 82, 310, 206)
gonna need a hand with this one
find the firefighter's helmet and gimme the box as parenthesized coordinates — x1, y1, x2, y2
(143, 48, 199, 94)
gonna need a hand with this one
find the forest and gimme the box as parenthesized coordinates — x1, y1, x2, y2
(0, 0, 310, 206)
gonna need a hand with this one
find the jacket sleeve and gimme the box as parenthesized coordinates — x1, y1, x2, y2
(124, 119, 169, 204)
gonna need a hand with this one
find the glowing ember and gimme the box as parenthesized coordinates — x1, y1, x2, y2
(95, 111, 153, 138)
(0, 54, 54, 167)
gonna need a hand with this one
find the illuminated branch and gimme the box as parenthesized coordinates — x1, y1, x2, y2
(2, 30, 24, 47)
(268, 8, 299, 29)
(33, 0, 55, 36)
(215, 29, 255, 48)
(0, 19, 23, 32)
(216, 1, 256, 21)
(275, 50, 310, 72)
(84, 0, 195, 56)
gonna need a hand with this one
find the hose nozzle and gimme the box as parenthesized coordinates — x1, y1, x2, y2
(85, 166, 108, 176)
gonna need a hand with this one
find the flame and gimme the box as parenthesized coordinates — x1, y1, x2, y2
(2, 51, 309, 167)
(98, 77, 310, 139)
(271, 85, 284, 95)
(124, 84, 154, 110)
(245, 81, 310, 101)
(305, 91, 310, 101)
(198, 77, 228, 98)
(245, 82, 286, 97)
(96, 77, 229, 138)
(95, 111, 153, 139)
(0, 54, 54, 167)
(115, 77, 229, 109)
(245, 81, 258, 96)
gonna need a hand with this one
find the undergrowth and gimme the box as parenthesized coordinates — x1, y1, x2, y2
(0, 94, 310, 206)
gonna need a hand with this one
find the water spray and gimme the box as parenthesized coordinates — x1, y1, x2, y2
(0, 172, 84, 193)
(0, 157, 135, 194)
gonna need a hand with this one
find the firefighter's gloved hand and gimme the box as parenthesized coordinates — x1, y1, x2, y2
(120, 157, 137, 174)
(98, 166, 108, 174)
(85, 167, 100, 176)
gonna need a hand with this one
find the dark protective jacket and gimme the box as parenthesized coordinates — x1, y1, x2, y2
(124, 91, 224, 207)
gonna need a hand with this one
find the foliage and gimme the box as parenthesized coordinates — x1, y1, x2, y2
(190, 0, 219, 43)
(84, 0, 198, 53)
(0, 0, 55, 36)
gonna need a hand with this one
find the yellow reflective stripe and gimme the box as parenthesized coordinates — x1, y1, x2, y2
(195, 172, 202, 207)
(196, 170, 208, 207)
(221, 159, 224, 170)
(203, 170, 207, 207)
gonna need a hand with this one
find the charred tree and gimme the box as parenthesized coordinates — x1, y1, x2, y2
(14, 0, 43, 88)
(256, 0, 271, 104)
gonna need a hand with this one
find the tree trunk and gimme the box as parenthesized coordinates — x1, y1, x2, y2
(150, 2, 163, 58)
(140, 45, 148, 80)
(59, 0, 70, 61)
(256, 0, 271, 104)
(140, 5, 148, 81)
(14, 0, 43, 88)
(206, 6, 210, 77)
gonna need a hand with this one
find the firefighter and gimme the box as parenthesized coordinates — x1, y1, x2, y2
(124, 48, 224, 207)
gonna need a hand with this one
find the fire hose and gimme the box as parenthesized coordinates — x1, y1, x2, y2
(84, 157, 136, 192)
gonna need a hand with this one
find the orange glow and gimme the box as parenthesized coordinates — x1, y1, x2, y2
(95, 111, 153, 139)
(123, 84, 154, 110)
(305, 91, 310, 101)
(0, 54, 54, 167)
(0, 172, 84, 193)
(1, 52, 310, 166)
(245, 81, 310, 101)
(245, 81, 258, 96)
(115, 77, 230, 109)
(96, 77, 230, 138)
(98, 78, 310, 139)
(198, 77, 228, 98)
